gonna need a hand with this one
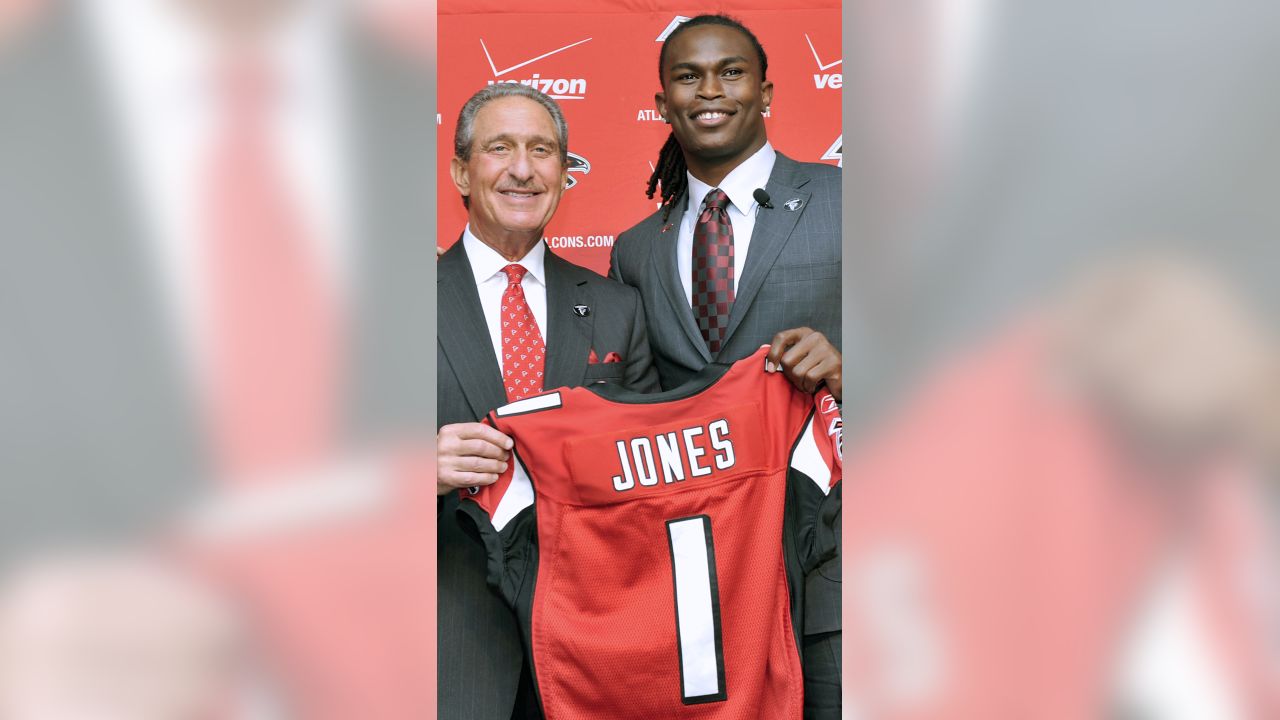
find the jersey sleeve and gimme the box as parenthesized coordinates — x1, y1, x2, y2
(455, 414, 537, 605)
(785, 389, 844, 637)
(788, 388, 843, 494)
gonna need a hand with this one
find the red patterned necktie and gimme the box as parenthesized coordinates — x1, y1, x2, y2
(501, 264, 546, 401)
(692, 188, 735, 354)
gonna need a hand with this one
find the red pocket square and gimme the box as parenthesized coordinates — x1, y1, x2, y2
(603, 351, 622, 363)
(588, 349, 599, 364)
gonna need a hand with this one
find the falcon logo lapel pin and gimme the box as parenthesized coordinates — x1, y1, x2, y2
(784, 198, 804, 212)
(572, 304, 591, 317)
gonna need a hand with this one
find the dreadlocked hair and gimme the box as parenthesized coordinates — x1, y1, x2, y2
(645, 14, 770, 222)
(645, 132, 686, 222)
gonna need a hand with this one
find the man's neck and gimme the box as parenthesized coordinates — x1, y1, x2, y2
(684, 138, 768, 188)
(475, 232, 541, 262)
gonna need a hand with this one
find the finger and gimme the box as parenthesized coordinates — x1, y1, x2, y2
(452, 423, 514, 450)
(767, 327, 813, 372)
(789, 353, 823, 393)
(439, 449, 508, 473)
(458, 437, 511, 461)
(459, 456, 508, 475)
(439, 471, 500, 492)
(779, 331, 824, 372)
(813, 357, 843, 402)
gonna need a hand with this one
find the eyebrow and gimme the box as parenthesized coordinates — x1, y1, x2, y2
(669, 56, 751, 74)
(481, 133, 560, 148)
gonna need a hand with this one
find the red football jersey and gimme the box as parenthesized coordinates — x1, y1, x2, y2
(459, 346, 842, 719)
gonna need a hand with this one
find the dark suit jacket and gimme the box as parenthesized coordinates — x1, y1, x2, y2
(610, 152, 843, 391)
(0, 4, 434, 563)
(437, 240, 659, 720)
(609, 151, 843, 642)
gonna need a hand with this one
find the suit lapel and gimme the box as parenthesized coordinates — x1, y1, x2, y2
(722, 154, 811, 347)
(650, 196, 713, 363)
(542, 250, 593, 389)
(437, 243, 507, 420)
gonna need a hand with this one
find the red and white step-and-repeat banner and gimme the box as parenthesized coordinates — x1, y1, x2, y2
(437, 0, 842, 275)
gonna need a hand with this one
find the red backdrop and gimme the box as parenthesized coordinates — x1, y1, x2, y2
(438, 1, 842, 275)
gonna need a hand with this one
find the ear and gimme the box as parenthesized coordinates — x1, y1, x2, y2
(760, 80, 774, 112)
(655, 91, 668, 122)
(450, 156, 471, 199)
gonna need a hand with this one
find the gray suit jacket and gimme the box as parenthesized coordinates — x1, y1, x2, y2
(437, 240, 658, 720)
(0, 6, 435, 563)
(610, 152, 842, 390)
(609, 152, 842, 638)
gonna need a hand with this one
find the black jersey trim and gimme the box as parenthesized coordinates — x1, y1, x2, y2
(588, 358, 737, 404)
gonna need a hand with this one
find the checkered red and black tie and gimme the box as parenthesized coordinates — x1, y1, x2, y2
(692, 188, 734, 354)
(500, 264, 546, 402)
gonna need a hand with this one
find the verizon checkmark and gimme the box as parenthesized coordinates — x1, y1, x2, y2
(480, 37, 593, 77)
(804, 34, 842, 71)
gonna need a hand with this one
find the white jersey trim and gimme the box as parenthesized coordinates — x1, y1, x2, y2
(492, 455, 535, 532)
(790, 415, 833, 495)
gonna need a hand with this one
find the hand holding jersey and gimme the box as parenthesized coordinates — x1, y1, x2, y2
(767, 326, 843, 401)
(436, 422, 512, 495)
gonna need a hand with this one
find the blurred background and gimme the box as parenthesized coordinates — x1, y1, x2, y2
(842, 1, 1280, 717)
(0, 0, 436, 716)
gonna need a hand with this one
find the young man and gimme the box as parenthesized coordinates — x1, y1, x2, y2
(611, 14, 843, 401)
(609, 14, 843, 717)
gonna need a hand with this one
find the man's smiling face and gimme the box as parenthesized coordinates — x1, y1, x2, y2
(656, 24, 773, 179)
(451, 96, 568, 254)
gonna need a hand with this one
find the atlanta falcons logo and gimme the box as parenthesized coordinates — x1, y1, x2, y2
(565, 152, 591, 189)
(821, 136, 842, 168)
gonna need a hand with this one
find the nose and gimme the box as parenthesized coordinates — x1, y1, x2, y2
(506, 147, 535, 183)
(696, 74, 725, 100)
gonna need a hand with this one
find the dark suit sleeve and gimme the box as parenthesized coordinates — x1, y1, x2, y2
(608, 234, 626, 284)
(621, 285, 660, 393)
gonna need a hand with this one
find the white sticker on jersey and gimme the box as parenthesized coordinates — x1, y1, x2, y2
(495, 391, 563, 417)
(790, 415, 833, 494)
(492, 456, 534, 532)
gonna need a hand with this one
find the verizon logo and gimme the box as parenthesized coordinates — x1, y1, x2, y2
(480, 37, 592, 100)
(806, 33, 842, 89)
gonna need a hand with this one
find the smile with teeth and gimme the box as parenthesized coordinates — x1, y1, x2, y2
(499, 189, 541, 198)
(693, 110, 732, 121)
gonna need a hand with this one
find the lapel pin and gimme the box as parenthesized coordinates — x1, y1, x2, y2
(572, 304, 591, 317)
(660, 223, 673, 234)
(784, 198, 804, 212)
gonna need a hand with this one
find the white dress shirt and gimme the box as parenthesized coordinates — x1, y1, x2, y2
(82, 0, 351, 392)
(462, 228, 549, 368)
(677, 142, 777, 306)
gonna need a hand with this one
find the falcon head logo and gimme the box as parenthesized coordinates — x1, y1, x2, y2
(821, 135, 842, 168)
(565, 152, 591, 189)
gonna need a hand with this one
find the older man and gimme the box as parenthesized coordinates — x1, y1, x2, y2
(437, 84, 658, 719)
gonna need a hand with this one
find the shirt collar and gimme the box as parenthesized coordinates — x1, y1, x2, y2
(462, 226, 547, 287)
(685, 142, 777, 216)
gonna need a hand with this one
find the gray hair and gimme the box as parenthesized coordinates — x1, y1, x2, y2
(453, 83, 570, 166)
